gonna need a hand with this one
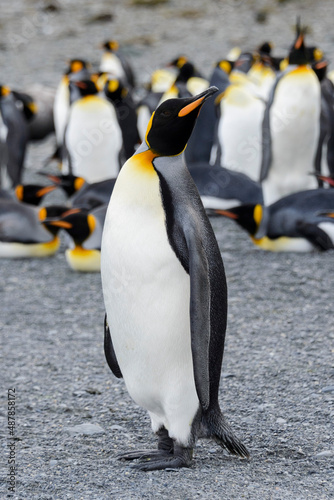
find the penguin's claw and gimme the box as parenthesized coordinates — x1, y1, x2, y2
(119, 446, 193, 471)
(117, 449, 171, 461)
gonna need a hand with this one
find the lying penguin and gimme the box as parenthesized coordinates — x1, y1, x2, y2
(211, 189, 334, 252)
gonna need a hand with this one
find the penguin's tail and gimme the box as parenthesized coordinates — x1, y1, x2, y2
(202, 407, 249, 458)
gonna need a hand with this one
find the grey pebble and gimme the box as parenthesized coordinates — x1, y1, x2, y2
(110, 425, 126, 431)
(315, 450, 334, 458)
(2, 2, 334, 500)
(276, 418, 287, 425)
(65, 423, 105, 435)
(321, 386, 334, 393)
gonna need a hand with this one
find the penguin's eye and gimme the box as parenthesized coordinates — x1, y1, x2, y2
(161, 110, 172, 118)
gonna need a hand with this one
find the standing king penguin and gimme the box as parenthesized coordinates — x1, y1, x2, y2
(260, 30, 321, 204)
(101, 87, 249, 470)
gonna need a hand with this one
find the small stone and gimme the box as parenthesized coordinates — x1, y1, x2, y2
(65, 423, 105, 435)
(276, 418, 287, 425)
(315, 450, 333, 458)
(321, 386, 334, 393)
(110, 424, 125, 431)
(49, 460, 58, 466)
(85, 387, 102, 395)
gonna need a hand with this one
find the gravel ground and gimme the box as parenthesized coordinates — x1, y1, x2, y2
(1, 0, 334, 499)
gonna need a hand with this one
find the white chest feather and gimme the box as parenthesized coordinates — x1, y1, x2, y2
(65, 96, 122, 182)
(263, 67, 320, 204)
(100, 53, 125, 79)
(218, 85, 265, 181)
(53, 77, 70, 146)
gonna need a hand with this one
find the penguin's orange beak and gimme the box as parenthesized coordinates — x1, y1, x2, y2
(36, 185, 57, 197)
(47, 220, 73, 229)
(294, 34, 304, 50)
(178, 86, 218, 117)
(213, 209, 238, 219)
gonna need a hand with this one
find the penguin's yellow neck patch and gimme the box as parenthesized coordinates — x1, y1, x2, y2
(290, 65, 311, 76)
(131, 149, 158, 175)
(65, 246, 101, 272)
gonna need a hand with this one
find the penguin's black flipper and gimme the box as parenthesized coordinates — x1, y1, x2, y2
(260, 75, 283, 182)
(296, 221, 334, 251)
(104, 314, 122, 378)
(184, 225, 211, 411)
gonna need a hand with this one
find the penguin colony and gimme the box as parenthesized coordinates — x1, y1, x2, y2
(1, 24, 334, 470)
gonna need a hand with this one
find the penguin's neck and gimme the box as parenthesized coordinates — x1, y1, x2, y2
(128, 142, 159, 175)
(112, 142, 161, 208)
(132, 144, 157, 172)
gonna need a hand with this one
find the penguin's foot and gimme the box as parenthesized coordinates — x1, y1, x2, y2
(117, 427, 174, 462)
(127, 445, 193, 471)
(202, 407, 249, 459)
(118, 428, 193, 471)
(117, 449, 168, 461)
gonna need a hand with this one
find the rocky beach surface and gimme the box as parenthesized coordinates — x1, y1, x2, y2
(1, 1, 334, 498)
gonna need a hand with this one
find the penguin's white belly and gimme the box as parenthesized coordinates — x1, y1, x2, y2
(0, 113, 8, 142)
(66, 97, 122, 183)
(263, 69, 320, 204)
(100, 53, 125, 80)
(137, 105, 151, 142)
(219, 90, 265, 181)
(201, 195, 241, 209)
(53, 79, 69, 146)
(101, 168, 199, 443)
(318, 222, 334, 245)
(253, 235, 314, 252)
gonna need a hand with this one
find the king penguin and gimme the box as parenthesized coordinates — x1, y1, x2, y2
(260, 29, 321, 204)
(0, 201, 66, 258)
(64, 79, 122, 182)
(46, 205, 106, 272)
(0, 85, 29, 188)
(53, 59, 91, 163)
(99, 40, 135, 89)
(101, 87, 249, 470)
(212, 189, 334, 252)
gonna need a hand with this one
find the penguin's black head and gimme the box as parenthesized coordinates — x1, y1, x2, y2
(104, 79, 127, 101)
(145, 86, 218, 156)
(70, 80, 99, 98)
(288, 31, 309, 65)
(169, 56, 188, 69)
(212, 204, 263, 236)
(43, 174, 85, 197)
(15, 184, 57, 205)
(175, 62, 196, 83)
(312, 59, 328, 81)
(39, 205, 70, 235)
(102, 40, 119, 52)
(257, 41, 273, 55)
(44, 209, 95, 245)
